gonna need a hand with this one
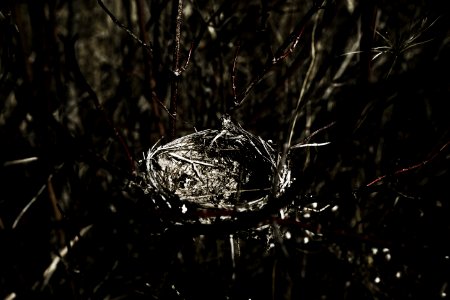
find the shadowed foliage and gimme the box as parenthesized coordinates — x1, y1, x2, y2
(0, 0, 449, 299)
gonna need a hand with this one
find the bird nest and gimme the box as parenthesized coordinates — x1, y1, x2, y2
(142, 115, 291, 212)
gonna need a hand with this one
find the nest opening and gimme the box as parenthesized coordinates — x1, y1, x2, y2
(142, 116, 288, 211)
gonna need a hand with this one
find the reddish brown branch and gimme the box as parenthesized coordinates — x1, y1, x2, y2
(231, 1, 325, 110)
(366, 140, 450, 187)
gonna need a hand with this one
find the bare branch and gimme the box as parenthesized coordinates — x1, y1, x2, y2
(287, 11, 321, 149)
(366, 140, 450, 187)
(231, 1, 325, 110)
(169, 0, 184, 141)
(97, 0, 153, 53)
(178, 41, 194, 74)
(152, 91, 176, 119)
(231, 42, 241, 103)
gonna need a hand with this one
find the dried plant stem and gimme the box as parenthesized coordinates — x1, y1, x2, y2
(3, 156, 39, 166)
(366, 140, 450, 187)
(97, 0, 152, 54)
(47, 176, 64, 247)
(39, 225, 93, 289)
(232, 1, 324, 109)
(12, 180, 47, 229)
(272, 11, 322, 195)
(287, 12, 320, 149)
(231, 43, 241, 103)
(169, 0, 184, 141)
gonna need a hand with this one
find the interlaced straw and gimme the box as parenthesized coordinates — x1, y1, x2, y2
(143, 115, 288, 211)
(142, 115, 330, 215)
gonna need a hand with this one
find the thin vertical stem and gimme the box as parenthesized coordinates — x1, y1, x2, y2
(287, 12, 320, 151)
(169, 0, 183, 141)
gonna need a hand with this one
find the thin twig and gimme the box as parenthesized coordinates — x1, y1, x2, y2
(47, 176, 64, 247)
(12, 163, 65, 229)
(231, 42, 241, 103)
(298, 121, 336, 145)
(366, 140, 450, 187)
(290, 142, 330, 149)
(152, 91, 176, 119)
(12, 180, 48, 229)
(169, 0, 184, 141)
(178, 42, 194, 74)
(97, 0, 153, 53)
(287, 11, 320, 149)
(272, 8, 323, 196)
(231, 1, 325, 109)
(39, 225, 93, 289)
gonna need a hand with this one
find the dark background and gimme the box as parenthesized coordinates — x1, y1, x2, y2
(0, 0, 449, 299)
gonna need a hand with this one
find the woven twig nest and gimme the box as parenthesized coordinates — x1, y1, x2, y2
(143, 115, 290, 211)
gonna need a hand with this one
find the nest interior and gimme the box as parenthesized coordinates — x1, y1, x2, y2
(144, 116, 279, 209)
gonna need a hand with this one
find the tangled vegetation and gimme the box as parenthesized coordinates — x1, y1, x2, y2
(0, 0, 449, 299)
